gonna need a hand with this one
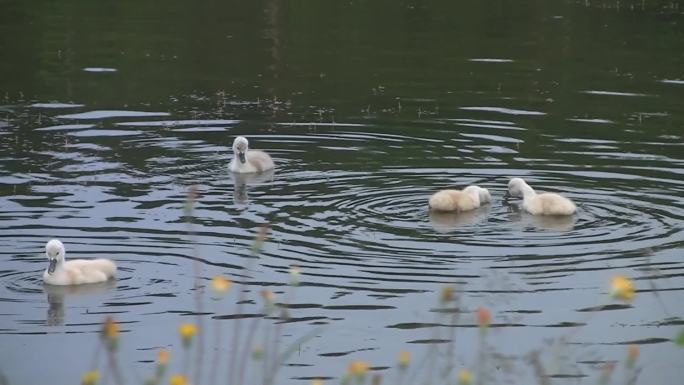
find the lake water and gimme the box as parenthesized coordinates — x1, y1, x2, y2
(1, 1, 683, 384)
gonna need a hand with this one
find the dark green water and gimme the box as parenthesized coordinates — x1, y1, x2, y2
(1, 1, 683, 384)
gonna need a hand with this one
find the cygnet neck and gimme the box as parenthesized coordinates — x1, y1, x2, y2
(463, 186, 481, 202)
(520, 183, 536, 198)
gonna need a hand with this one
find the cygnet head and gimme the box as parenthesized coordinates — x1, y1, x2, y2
(232, 136, 249, 164)
(45, 239, 65, 274)
(463, 185, 490, 204)
(478, 187, 491, 203)
(507, 178, 529, 197)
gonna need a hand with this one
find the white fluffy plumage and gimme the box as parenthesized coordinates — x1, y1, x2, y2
(428, 185, 491, 212)
(42, 239, 117, 285)
(507, 178, 576, 216)
(228, 136, 274, 173)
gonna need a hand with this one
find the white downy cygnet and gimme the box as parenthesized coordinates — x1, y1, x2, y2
(228, 136, 274, 173)
(507, 177, 576, 216)
(428, 185, 491, 212)
(42, 239, 117, 285)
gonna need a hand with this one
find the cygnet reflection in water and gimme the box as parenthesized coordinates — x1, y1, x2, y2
(429, 205, 491, 233)
(505, 202, 577, 231)
(44, 280, 116, 326)
(231, 168, 275, 204)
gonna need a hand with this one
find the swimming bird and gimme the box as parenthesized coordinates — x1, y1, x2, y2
(507, 177, 576, 216)
(428, 185, 491, 212)
(42, 239, 117, 285)
(228, 136, 274, 173)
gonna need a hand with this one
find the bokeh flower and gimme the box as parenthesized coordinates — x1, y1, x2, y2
(184, 186, 198, 217)
(101, 316, 119, 350)
(157, 348, 170, 365)
(477, 307, 491, 329)
(311, 379, 323, 385)
(397, 350, 410, 369)
(252, 345, 264, 360)
(211, 275, 231, 298)
(81, 370, 99, 385)
(457, 369, 472, 385)
(169, 374, 187, 385)
(347, 360, 370, 377)
(251, 224, 269, 254)
(599, 361, 616, 385)
(610, 275, 635, 301)
(155, 348, 170, 377)
(627, 344, 639, 367)
(102, 316, 119, 339)
(289, 264, 301, 286)
(440, 285, 454, 303)
(260, 289, 275, 312)
(178, 323, 197, 348)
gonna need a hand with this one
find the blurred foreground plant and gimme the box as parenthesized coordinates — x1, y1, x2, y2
(610, 275, 635, 301)
(457, 369, 472, 385)
(179, 323, 198, 351)
(168, 374, 187, 385)
(676, 328, 684, 347)
(76, 187, 661, 385)
(80, 370, 98, 385)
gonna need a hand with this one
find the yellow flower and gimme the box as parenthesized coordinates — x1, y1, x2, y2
(397, 350, 410, 368)
(211, 276, 232, 296)
(440, 286, 454, 303)
(178, 323, 197, 347)
(347, 360, 370, 376)
(169, 374, 187, 385)
(458, 369, 472, 385)
(102, 316, 119, 340)
(81, 370, 99, 385)
(311, 379, 323, 385)
(157, 348, 170, 365)
(610, 275, 635, 301)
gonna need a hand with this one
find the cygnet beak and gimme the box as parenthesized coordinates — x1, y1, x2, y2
(48, 258, 57, 274)
(238, 151, 246, 164)
(503, 191, 512, 200)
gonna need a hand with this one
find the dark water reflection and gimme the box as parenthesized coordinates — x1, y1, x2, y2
(1, 0, 683, 384)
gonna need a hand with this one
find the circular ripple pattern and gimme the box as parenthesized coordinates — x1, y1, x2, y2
(1, 107, 683, 385)
(3, 269, 44, 298)
(1, 113, 682, 274)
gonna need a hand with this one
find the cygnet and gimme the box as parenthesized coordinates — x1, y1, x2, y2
(42, 239, 117, 285)
(228, 136, 274, 173)
(507, 177, 576, 216)
(428, 185, 491, 212)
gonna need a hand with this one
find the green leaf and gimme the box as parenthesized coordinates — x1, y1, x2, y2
(675, 328, 684, 347)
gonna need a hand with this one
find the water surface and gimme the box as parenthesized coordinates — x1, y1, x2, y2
(1, 1, 683, 384)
